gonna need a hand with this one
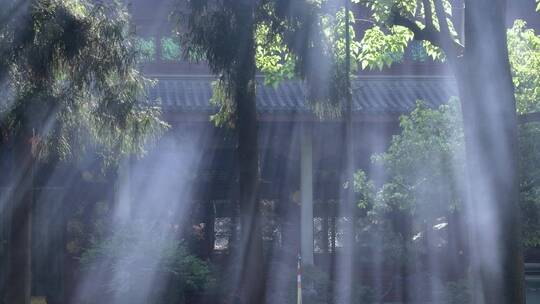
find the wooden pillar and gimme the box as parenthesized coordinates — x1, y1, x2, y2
(300, 124, 314, 265)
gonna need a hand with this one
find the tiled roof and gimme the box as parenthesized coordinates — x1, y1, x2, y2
(146, 76, 458, 114)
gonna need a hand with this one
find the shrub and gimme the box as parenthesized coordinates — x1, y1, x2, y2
(80, 222, 213, 304)
(266, 262, 374, 304)
(442, 279, 471, 304)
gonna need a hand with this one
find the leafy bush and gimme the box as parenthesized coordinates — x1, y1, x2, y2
(508, 20, 540, 114)
(161, 37, 182, 61)
(266, 262, 374, 304)
(335, 283, 375, 304)
(302, 265, 331, 304)
(80, 222, 213, 304)
(442, 280, 471, 304)
(519, 122, 540, 247)
(355, 99, 465, 241)
(136, 37, 156, 62)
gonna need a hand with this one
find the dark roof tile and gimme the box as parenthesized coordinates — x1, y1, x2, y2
(146, 76, 457, 114)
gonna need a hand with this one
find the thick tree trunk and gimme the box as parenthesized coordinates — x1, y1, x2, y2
(234, 2, 265, 303)
(235, 71, 265, 303)
(4, 132, 34, 304)
(400, 241, 409, 304)
(456, 0, 524, 302)
(391, 210, 411, 304)
(0, 136, 10, 303)
(336, 1, 356, 302)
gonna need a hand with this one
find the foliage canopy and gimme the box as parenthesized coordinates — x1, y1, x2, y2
(0, 0, 165, 163)
(355, 99, 465, 229)
(508, 20, 540, 114)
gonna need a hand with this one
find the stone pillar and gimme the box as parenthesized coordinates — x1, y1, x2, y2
(300, 123, 314, 265)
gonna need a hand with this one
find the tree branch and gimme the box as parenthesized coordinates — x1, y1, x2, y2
(391, 10, 439, 45)
(415, 0, 422, 18)
(433, 0, 459, 60)
(422, 0, 434, 29)
(390, 8, 463, 57)
(355, 18, 376, 25)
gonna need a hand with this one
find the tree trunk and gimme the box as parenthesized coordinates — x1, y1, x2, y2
(336, 1, 356, 302)
(234, 2, 265, 303)
(391, 210, 411, 304)
(400, 240, 409, 304)
(0, 135, 11, 303)
(446, 211, 467, 281)
(456, 0, 524, 302)
(4, 131, 34, 304)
